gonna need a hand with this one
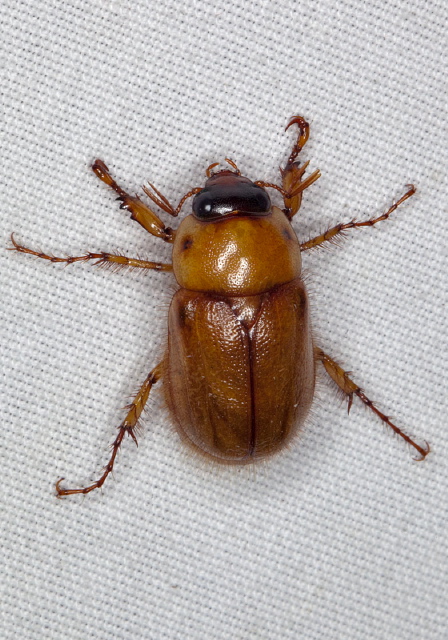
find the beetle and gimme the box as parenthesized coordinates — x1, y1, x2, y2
(10, 116, 430, 496)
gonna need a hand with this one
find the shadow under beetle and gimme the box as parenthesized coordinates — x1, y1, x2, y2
(10, 116, 430, 496)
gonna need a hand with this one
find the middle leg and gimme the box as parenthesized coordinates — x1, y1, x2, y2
(9, 234, 172, 272)
(300, 185, 416, 252)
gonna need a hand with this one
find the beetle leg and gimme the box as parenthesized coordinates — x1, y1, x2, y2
(300, 185, 416, 252)
(285, 115, 311, 165)
(254, 164, 321, 220)
(255, 116, 321, 218)
(92, 160, 175, 242)
(280, 162, 321, 219)
(253, 117, 322, 219)
(9, 234, 172, 272)
(280, 116, 321, 219)
(56, 362, 164, 497)
(316, 348, 430, 460)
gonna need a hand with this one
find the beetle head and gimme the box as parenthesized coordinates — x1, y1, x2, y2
(192, 169, 271, 221)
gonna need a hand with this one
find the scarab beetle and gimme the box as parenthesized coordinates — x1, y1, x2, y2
(10, 116, 430, 496)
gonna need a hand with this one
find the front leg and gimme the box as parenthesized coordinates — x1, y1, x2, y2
(254, 116, 321, 218)
(281, 116, 321, 218)
(92, 160, 175, 242)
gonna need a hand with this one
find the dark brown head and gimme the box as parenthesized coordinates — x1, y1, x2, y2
(192, 170, 271, 221)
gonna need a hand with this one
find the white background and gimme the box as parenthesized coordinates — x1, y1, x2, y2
(1, 1, 447, 638)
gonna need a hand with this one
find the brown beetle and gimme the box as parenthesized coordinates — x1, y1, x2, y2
(10, 116, 430, 496)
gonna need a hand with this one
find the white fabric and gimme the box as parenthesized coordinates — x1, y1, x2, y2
(1, 1, 447, 638)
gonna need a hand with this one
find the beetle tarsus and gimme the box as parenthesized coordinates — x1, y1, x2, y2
(55, 363, 162, 497)
(285, 115, 310, 166)
(412, 440, 431, 462)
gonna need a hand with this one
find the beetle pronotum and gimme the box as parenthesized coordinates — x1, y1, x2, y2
(10, 116, 430, 496)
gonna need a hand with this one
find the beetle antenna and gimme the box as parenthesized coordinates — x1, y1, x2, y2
(206, 162, 220, 177)
(224, 158, 241, 175)
(205, 159, 241, 178)
(254, 181, 289, 197)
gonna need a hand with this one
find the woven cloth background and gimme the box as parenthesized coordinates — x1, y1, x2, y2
(1, 1, 447, 639)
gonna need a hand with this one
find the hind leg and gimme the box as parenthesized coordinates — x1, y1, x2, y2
(56, 362, 164, 497)
(316, 348, 429, 460)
